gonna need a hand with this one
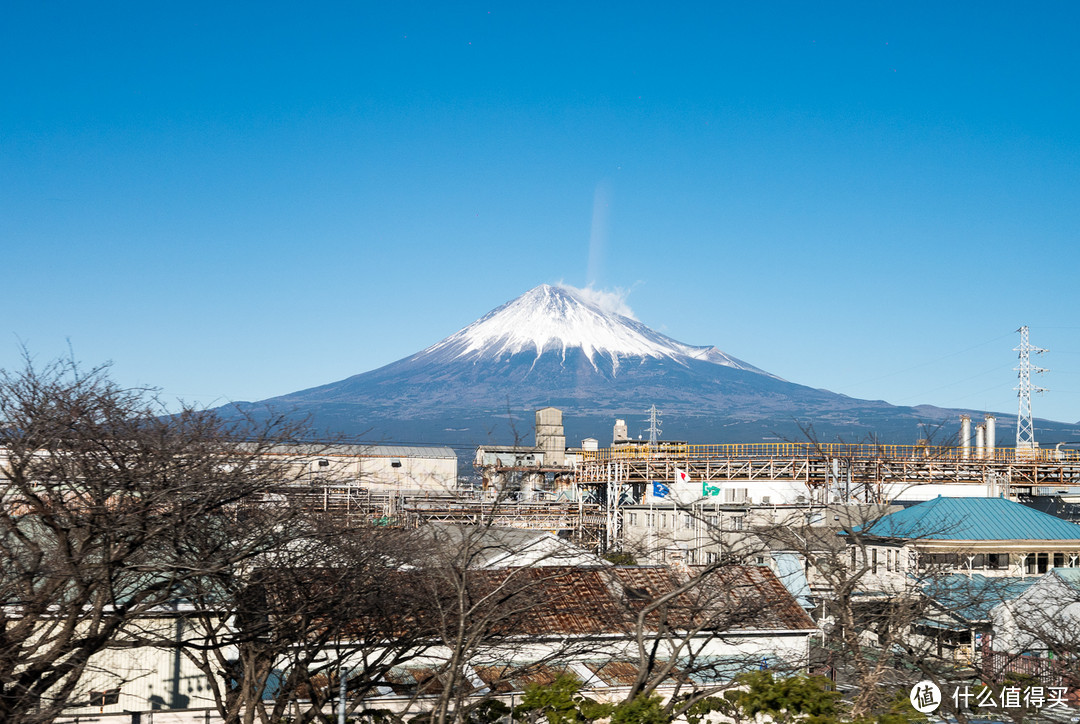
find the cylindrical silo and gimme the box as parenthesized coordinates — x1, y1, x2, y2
(960, 415, 971, 460)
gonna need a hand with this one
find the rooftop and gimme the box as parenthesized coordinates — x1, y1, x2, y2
(263, 443, 458, 459)
(1050, 566, 1080, 592)
(466, 564, 816, 636)
(921, 574, 1037, 624)
(855, 496, 1080, 542)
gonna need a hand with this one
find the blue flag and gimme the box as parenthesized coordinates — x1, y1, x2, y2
(651, 481, 670, 498)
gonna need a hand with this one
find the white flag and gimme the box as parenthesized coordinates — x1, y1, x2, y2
(674, 468, 691, 485)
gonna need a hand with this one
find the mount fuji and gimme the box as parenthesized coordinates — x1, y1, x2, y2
(228, 285, 1077, 450)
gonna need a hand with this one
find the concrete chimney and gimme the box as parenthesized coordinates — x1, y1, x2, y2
(613, 419, 628, 444)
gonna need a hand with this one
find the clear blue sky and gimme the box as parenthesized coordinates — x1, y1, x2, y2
(4, 2, 1080, 428)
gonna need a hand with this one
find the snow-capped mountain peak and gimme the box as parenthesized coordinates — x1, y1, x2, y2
(421, 284, 774, 377)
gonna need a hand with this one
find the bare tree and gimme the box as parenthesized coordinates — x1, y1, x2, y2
(172, 517, 441, 724)
(0, 357, 312, 722)
(412, 522, 607, 724)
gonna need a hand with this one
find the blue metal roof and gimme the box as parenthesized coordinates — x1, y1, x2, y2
(1051, 567, 1080, 592)
(854, 496, 1080, 541)
(921, 574, 1037, 623)
(772, 552, 813, 610)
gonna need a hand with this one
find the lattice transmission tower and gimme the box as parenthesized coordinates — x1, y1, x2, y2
(1014, 325, 1047, 452)
(645, 404, 662, 446)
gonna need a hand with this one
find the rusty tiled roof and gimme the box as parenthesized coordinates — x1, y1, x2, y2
(464, 564, 815, 637)
(585, 661, 641, 686)
(474, 663, 574, 693)
(689, 565, 818, 631)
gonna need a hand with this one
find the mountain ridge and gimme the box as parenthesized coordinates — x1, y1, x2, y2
(226, 285, 1080, 450)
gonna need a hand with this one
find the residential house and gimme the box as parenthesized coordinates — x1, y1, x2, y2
(61, 563, 817, 719)
(986, 567, 1080, 696)
(847, 496, 1080, 595)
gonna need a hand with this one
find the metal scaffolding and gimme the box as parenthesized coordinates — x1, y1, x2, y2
(575, 441, 1080, 504)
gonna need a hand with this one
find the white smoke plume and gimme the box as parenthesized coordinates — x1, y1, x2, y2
(556, 283, 636, 320)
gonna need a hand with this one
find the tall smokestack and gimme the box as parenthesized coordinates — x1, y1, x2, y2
(960, 415, 972, 460)
(985, 414, 996, 461)
(976, 424, 986, 460)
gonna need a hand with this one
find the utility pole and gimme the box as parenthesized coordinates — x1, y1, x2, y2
(1014, 325, 1047, 456)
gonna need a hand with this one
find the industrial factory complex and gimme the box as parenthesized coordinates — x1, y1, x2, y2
(14, 327, 1080, 720)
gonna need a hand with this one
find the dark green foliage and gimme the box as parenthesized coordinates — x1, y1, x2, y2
(730, 672, 927, 724)
(853, 691, 927, 724)
(609, 694, 669, 724)
(731, 671, 842, 724)
(515, 674, 612, 724)
(683, 695, 739, 724)
(466, 700, 512, 724)
(603, 551, 638, 566)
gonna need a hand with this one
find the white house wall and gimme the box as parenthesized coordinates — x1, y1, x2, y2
(61, 624, 813, 716)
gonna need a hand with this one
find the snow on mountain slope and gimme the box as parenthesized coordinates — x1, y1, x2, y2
(420, 284, 777, 378)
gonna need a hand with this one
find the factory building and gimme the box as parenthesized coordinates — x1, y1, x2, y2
(274, 443, 459, 493)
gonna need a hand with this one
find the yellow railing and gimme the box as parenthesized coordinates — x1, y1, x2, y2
(580, 442, 1080, 464)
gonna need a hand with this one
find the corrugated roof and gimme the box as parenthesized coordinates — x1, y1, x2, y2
(921, 574, 1036, 623)
(855, 497, 1080, 541)
(351, 444, 458, 459)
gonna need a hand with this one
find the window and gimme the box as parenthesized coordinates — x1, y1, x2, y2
(89, 689, 120, 707)
(872, 548, 878, 574)
(886, 549, 893, 572)
(923, 553, 960, 569)
(987, 553, 1008, 570)
(660, 514, 667, 529)
(629, 513, 638, 526)
(732, 516, 744, 531)
(682, 514, 693, 529)
(707, 551, 718, 564)
(850, 548, 857, 569)
(1054, 553, 1065, 568)
(756, 556, 766, 566)
(646, 513, 656, 527)
(687, 549, 697, 563)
